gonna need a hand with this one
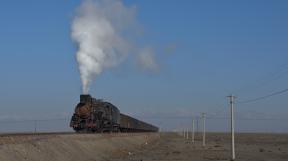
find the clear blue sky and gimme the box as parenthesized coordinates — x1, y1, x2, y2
(0, 0, 287, 132)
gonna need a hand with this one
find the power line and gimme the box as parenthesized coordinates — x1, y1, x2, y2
(0, 118, 69, 124)
(237, 88, 288, 104)
(131, 116, 288, 121)
(206, 117, 288, 121)
(232, 62, 288, 94)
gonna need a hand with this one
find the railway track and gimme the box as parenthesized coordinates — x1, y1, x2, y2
(0, 131, 155, 137)
(0, 132, 75, 137)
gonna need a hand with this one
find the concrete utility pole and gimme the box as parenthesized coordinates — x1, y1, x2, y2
(186, 128, 189, 140)
(192, 119, 195, 143)
(34, 120, 37, 133)
(196, 117, 199, 137)
(183, 129, 186, 139)
(202, 113, 206, 147)
(227, 95, 236, 161)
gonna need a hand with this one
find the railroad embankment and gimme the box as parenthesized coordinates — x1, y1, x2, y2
(0, 133, 159, 161)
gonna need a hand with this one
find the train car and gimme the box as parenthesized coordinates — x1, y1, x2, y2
(70, 94, 158, 133)
(119, 114, 158, 132)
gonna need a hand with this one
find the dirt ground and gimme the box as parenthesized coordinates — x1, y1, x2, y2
(0, 133, 159, 161)
(111, 132, 288, 161)
(0, 132, 287, 161)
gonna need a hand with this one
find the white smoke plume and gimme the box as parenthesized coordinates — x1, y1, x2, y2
(137, 47, 159, 71)
(71, 0, 159, 94)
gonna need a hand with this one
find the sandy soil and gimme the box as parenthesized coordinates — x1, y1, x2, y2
(112, 132, 288, 161)
(0, 132, 287, 161)
(0, 133, 158, 161)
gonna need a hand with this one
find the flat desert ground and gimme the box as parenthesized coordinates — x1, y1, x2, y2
(0, 132, 287, 161)
(111, 132, 288, 161)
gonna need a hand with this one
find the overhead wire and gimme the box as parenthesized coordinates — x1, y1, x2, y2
(232, 61, 288, 95)
(237, 88, 288, 104)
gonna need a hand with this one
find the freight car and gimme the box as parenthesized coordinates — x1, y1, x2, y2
(70, 95, 158, 133)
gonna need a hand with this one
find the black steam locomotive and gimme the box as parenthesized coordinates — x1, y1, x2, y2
(70, 95, 158, 133)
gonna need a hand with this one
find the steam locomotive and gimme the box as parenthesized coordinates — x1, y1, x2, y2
(70, 95, 158, 133)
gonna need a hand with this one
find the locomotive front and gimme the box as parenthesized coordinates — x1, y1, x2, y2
(70, 94, 121, 132)
(70, 95, 94, 132)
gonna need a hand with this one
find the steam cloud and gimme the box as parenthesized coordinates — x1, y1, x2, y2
(71, 0, 158, 94)
(137, 47, 159, 71)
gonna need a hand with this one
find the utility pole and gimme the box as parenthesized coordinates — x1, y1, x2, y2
(186, 128, 189, 140)
(183, 129, 186, 139)
(196, 117, 199, 138)
(202, 113, 206, 147)
(192, 119, 195, 143)
(34, 120, 37, 133)
(227, 95, 236, 161)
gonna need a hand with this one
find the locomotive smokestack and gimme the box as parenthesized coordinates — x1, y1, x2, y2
(80, 94, 92, 104)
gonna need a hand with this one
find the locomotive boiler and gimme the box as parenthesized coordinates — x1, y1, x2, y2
(70, 95, 158, 133)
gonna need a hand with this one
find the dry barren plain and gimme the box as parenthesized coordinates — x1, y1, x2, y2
(112, 132, 288, 161)
(0, 132, 287, 161)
